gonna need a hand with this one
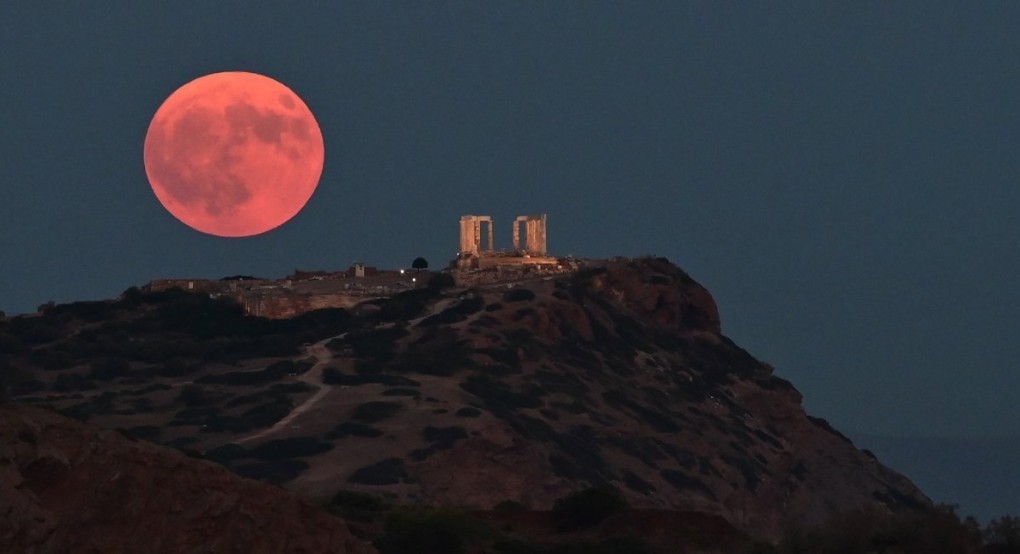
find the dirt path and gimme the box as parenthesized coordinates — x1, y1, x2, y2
(234, 336, 339, 445)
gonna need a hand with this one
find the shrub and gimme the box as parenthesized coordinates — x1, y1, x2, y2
(205, 443, 250, 464)
(378, 290, 434, 322)
(493, 500, 527, 512)
(34, 348, 75, 370)
(326, 422, 384, 439)
(460, 375, 543, 410)
(348, 458, 409, 485)
(455, 407, 482, 418)
(9, 377, 45, 396)
(328, 489, 392, 523)
(88, 357, 130, 381)
(324, 368, 420, 387)
(177, 384, 210, 406)
(0, 332, 24, 354)
(17, 322, 63, 344)
(419, 296, 485, 327)
(393, 330, 472, 376)
(269, 382, 315, 394)
(196, 359, 309, 386)
(153, 358, 198, 377)
(375, 508, 482, 554)
(342, 326, 409, 361)
(233, 459, 308, 484)
(427, 273, 456, 291)
(423, 425, 468, 448)
(552, 487, 627, 531)
(503, 288, 536, 302)
(660, 469, 716, 499)
(351, 401, 403, 423)
(778, 504, 981, 554)
(51, 372, 95, 392)
(382, 387, 420, 397)
(247, 436, 334, 461)
(119, 425, 161, 441)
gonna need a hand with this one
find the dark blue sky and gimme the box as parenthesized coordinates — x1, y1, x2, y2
(2, 1, 1019, 497)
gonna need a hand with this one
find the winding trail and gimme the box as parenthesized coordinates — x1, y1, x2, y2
(234, 336, 339, 445)
(233, 294, 464, 445)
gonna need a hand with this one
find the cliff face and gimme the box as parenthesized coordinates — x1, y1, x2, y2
(2, 256, 930, 542)
(0, 404, 373, 554)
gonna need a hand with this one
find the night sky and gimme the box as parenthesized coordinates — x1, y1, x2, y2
(3, 3, 1019, 517)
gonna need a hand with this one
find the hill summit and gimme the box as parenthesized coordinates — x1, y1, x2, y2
(1, 257, 928, 542)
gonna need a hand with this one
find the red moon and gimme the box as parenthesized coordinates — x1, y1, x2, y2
(143, 72, 324, 237)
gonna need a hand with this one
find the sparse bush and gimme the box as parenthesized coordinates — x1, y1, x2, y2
(120, 425, 161, 441)
(348, 458, 409, 485)
(0, 332, 24, 354)
(235, 398, 292, 430)
(460, 375, 542, 410)
(197, 359, 310, 386)
(378, 290, 434, 322)
(382, 387, 420, 397)
(18, 322, 63, 345)
(375, 508, 482, 554)
(326, 422, 384, 439)
(419, 296, 485, 327)
(393, 329, 472, 376)
(455, 407, 481, 418)
(324, 368, 420, 387)
(984, 515, 1020, 550)
(341, 326, 409, 361)
(328, 489, 392, 523)
(51, 372, 94, 392)
(153, 358, 198, 377)
(427, 273, 456, 291)
(778, 504, 981, 554)
(503, 288, 536, 302)
(233, 459, 308, 484)
(247, 436, 334, 461)
(493, 500, 527, 512)
(34, 348, 75, 370)
(351, 401, 403, 423)
(177, 384, 210, 406)
(422, 426, 468, 450)
(88, 357, 130, 381)
(205, 443, 249, 464)
(9, 377, 45, 396)
(552, 487, 627, 531)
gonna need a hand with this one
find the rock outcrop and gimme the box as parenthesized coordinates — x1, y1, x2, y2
(0, 404, 373, 554)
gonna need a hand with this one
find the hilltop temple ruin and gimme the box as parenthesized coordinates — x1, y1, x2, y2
(456, 214, 557, 269)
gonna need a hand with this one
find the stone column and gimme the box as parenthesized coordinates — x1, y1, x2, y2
(474, 219, 481, 252)
(487, 220, 494, 252)
(527, 219, 536, 254)
(536, 214, 547, 255)
(460, 216, 478, 255)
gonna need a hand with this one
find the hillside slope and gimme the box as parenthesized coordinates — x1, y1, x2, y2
(0, 403, 372, 553)
(2, 257, 929, 541)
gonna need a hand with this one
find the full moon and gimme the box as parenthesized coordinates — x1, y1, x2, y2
(143, 72, 324, 237)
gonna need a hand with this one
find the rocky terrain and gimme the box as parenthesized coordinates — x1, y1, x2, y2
(0, 403, 371, 553)
(1, 257, 931, 544)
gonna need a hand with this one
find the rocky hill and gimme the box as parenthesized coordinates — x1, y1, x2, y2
(0, 257, 929, 542)
(0, 403, 371, 553)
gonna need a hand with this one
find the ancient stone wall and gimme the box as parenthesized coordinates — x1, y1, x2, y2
(234, 293, 371, 319)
